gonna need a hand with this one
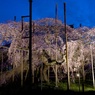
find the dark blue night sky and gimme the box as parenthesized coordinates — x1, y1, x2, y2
(0, 0, 95, 28)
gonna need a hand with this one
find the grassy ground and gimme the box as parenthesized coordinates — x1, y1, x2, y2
(0, 69, 95, 95)
(0, 80, 95, 95)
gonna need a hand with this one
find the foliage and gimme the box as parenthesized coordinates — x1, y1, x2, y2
(0, 18, 95, 86)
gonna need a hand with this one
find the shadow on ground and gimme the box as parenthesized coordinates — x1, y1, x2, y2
(0, 77, 95, 95)
(0, 84, 95, 95)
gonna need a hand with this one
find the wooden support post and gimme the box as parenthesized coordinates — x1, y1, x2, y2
(12, 50, 15, 82)
(41, 64, 43, 90)
(64, 2, 70, 90)
(29, 0, 32, 85)
(47, 30, 50, 84)
(80, 24, 82, 27)
(48, 66, 50, 83)
(0, 51, 3, 82)
(81, 46, 85, 92)
(32, 22, 35, 84)
(32, 62, 34, 83)
(12, 65, 14, 82)
(55, 3, 58, 88)
(55, 65, 58, 87)
(41, 56, 43, 90)
(21, 50, 23, 86)
(14, 16, 16, 22)
(21, 17, 24, 31)
(90, 44, 95, 88)
(55, 37, 58, 87)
